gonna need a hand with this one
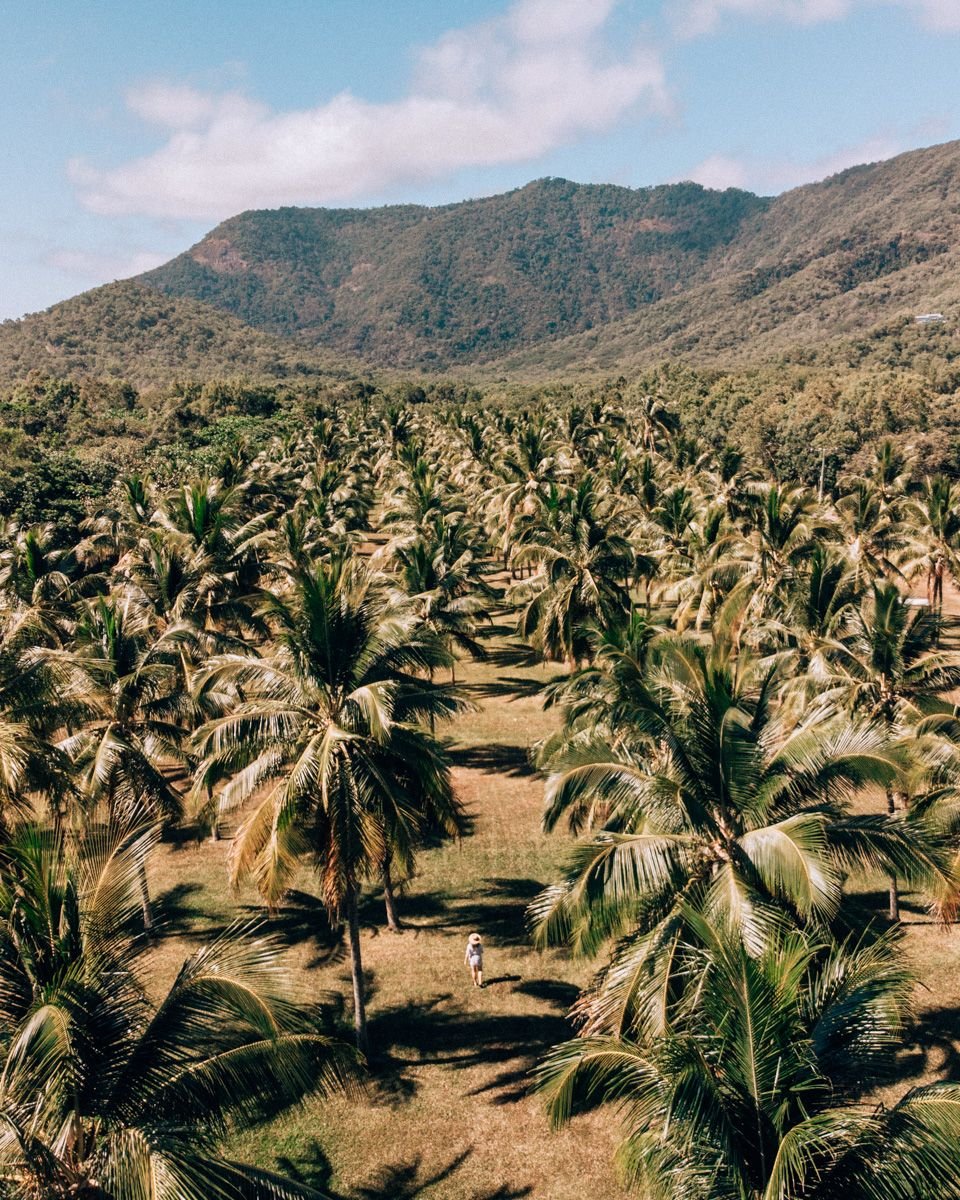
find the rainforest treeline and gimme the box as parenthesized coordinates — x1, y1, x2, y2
(3, 354, 960, 532)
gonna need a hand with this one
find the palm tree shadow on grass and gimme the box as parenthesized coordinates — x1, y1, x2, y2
(844, 889, 934, 927)
(466, 673, 551, 700)
(446, 876, 545, 940)
(895, 1004, 960, 1087)
(367, 981, 577, 1105)
(448, 742, 537, 777)
(153, 883, 348, 969)
(275, 1141, 531, 1199)
(153, 882, 230, 939)
(358, 875, 544, 940)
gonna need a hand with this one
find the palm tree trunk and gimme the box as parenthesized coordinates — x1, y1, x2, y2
(886, 786, 900, 921)
(138, 858, 155, 936)
(346, 883, 369, 1054)
(382, 858, 403, 932)
(207, 785, 220, 841)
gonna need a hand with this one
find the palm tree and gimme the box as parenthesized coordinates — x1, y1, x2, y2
(0, 521, 77, 645)
(529, 633, 952, 1035)
(902, 475, 960, 619)
(378, 508, 494, 683)
(536, 916, 960, 1200)
(835, 478, 904, 585)
(40, 592, 192, 931)
(511, 474, 635, 667)
(0, 819, 355, 1199)
(738, 482, 834, 609)
(153, 476, 274, 637)
(492, 418, 569, 570)
(627, 389, 679, 454)
(73, 474, 154, 573)
(191, 557, 464, 1051)
(824, 580, 960, 918)
(0, 634, 76, 834)
(766, 542, 859, 672)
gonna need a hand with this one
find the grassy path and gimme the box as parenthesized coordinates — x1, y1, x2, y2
(140, 587, 960, 1196)
(144, 646, 632, 1200)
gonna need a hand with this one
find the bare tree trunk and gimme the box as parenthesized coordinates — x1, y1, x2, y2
(382, 858, 403, 932)
(346, 883, 369, 1054)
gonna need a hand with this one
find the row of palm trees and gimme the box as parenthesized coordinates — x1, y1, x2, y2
(0, 392, 958, 1195)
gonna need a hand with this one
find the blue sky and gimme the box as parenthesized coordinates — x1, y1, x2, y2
(2, 0, 959, 320)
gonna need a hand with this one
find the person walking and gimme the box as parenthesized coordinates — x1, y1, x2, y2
(465, 932, 484, 988)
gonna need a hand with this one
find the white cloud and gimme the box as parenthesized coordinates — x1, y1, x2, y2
(683, 153, 752, 189)
(124, 82, 221, 130)
(908, 0, 960, 28)
(671, 0, 960, 36)
(70, 0, 668, 222)
(683, 133, 908, 192)
(46, 246, 170, 281)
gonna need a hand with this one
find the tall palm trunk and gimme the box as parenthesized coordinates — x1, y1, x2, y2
(382, 857, 403, 932)
(886, 786, 900, 921)
(138, 858, 155, 935)
(345, 883, 368, 1054)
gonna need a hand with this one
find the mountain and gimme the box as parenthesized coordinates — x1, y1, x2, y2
(2, 139, 960, 382)
(0, 282, 351, 388)
(493, 140, 960, 375)
(140, 179, 767, 367)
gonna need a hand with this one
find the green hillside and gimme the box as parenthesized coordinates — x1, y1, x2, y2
(0, 281, 353, 387)
(141, 179, 768, 367)
(3, 140, 960, 383)
(493, 141, 960, 375)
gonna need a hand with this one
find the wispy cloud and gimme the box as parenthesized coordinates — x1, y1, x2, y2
(45, 246, 170, 282)
(70, 0, 668, 221)
(671, 0, 960, 37)
(682, 133, 912, 192)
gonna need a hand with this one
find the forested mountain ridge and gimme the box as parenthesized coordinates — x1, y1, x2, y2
(3, 138, 960, 379)
(141, 178, 767, 365)
(0, 281, 350, 387)
(497, 140, 960, 374)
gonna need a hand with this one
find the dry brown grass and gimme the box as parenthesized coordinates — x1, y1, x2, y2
(138, 590, 960, 1198)
(142, 638, 632, 1200)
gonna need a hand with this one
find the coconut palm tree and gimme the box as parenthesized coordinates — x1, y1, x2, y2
(536, 915, 960, 1200)
(823, 579, 960, 918)
(835, 478, 904, 585)
(511, 474, 635, 667)
(529, 632, 953, 1035)
(73, 474, 155, 574)
(902, 474, 960, 620)
(153, 476, 274, 637)
(0, 633, 76, 834)
(738, 482, 834, 610)
(765, 542, 860, 672)
(378, 508, 494, 683)
(0, 818, 355, 1199)
(39, 592, 192, 931)
(191, 557, 464, 1051)
(492, 418, 569, 570)
(0, 521, 78, 646)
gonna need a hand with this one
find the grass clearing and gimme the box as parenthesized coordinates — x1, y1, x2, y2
(140, 590, 960, 1197)
(144, 638, 632, 1200)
